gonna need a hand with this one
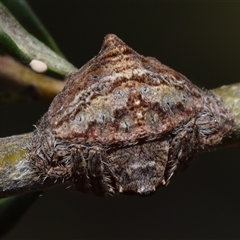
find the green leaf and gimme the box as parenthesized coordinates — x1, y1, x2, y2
(1, 0, 64, 56)
(0, 27, 31, 64)
(0, 1, 77, 77)
(0, 192, 41, 237)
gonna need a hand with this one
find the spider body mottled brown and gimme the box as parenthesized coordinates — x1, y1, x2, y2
(29, 34, 233, 196)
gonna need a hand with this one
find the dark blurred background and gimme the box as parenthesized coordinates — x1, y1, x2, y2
(1, 1, 240, 239)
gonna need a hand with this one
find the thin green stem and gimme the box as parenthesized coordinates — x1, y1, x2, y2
(0, 1, 77, 76)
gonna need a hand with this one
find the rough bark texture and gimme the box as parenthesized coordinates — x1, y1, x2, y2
(0, 133, 38, 197)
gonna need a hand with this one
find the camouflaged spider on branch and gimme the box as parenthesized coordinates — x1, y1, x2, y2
(29, 34, 235, 197)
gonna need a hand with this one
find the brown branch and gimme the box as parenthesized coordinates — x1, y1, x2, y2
(0, 133, 62, 198)
(213, 83, 240, 137)
(0, 81, 239, 198)
(0, 55, 65, 101)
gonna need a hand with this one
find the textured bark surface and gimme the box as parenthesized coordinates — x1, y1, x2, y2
(0, 133, 35, 197)
(29, 34, 235, 196)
